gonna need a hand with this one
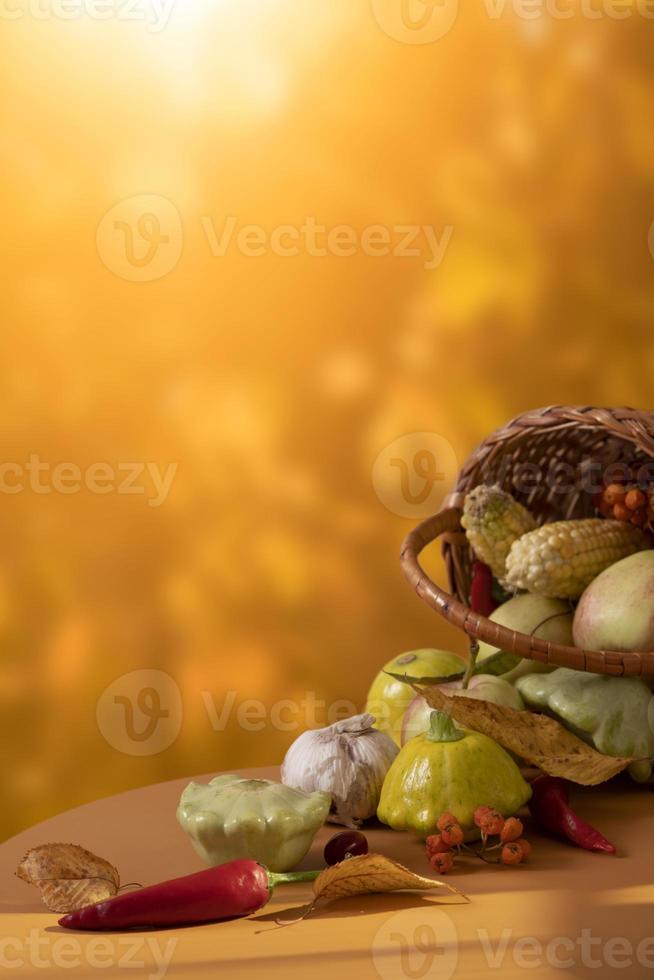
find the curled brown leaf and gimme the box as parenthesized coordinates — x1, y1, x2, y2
(16, 843, 120, 913)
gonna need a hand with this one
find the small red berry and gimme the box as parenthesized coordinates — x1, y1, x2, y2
(500, 817, 523, 843)
(425, 834, 450, 855)
(516, 838, 532, 859)
(603, 483, 626, 505)
(501, 843, 524, 865)
(323, 830, 368, 865)
(478, 808, 505, 836)
(473, 805, 492, 827)
(430, 851, 454, 874)
(436, 812, 458, 832)
(597, 498, 613, 517)
(625, 488, 646, 511)
(441, 823, 464, 847)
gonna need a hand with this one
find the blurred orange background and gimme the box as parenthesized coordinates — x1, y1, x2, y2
(2, 0, 653, 840)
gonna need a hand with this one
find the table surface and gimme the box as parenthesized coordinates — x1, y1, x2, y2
(1, 768, 653, 979)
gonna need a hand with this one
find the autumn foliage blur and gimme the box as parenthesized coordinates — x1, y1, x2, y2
(1, 1, 654, 839)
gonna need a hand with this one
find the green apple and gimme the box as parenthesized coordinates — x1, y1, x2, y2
(365, 648, 464, 745)
(477, 594, 573, 683)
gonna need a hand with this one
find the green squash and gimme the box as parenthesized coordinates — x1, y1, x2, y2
(377, 711, 531, 837)
(177, 775, 330, 872)
(516, 668, 654, 783)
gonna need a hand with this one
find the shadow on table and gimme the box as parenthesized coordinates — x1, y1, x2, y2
(255, 890, 467, 927)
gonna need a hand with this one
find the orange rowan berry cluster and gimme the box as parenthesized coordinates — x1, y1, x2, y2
(425, 812, 462, 874)
(475, 807, 531, 865)
(426, 808, 532, 873)
(595, 465, 654, 529)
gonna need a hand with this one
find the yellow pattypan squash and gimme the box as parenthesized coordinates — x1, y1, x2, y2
(377, 710, 531, 837)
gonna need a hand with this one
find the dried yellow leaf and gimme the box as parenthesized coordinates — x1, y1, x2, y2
(416, 685, 636, 786)
(16, 843, 120, 913)
(313, 853, 466, 906)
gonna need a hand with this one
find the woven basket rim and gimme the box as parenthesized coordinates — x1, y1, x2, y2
(399, 507, 654, 676)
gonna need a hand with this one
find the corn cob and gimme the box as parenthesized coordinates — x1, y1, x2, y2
(505, 519, 645, 599)
(461, 485, 537, 581)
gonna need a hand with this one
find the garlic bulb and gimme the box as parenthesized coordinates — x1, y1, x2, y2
(281, 714, 399, 827)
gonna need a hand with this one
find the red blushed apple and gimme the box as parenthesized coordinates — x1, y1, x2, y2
(400, 675, 524, 745)
(573, 550, 654, 654)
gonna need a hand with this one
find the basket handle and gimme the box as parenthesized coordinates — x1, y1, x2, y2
(399, 508, 654, 677)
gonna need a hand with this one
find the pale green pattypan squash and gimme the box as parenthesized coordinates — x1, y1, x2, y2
(177, 775, 330, 872)
(377, 710, 531, 837)
(516, 669, 654, 782)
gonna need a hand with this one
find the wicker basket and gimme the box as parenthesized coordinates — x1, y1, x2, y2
(400, 406, 654, 677)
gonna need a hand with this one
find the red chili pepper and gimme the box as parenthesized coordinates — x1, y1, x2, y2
(528, 776, 616, 854)
(58, 859, 320, 931)
(470, 561, 497, 617)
